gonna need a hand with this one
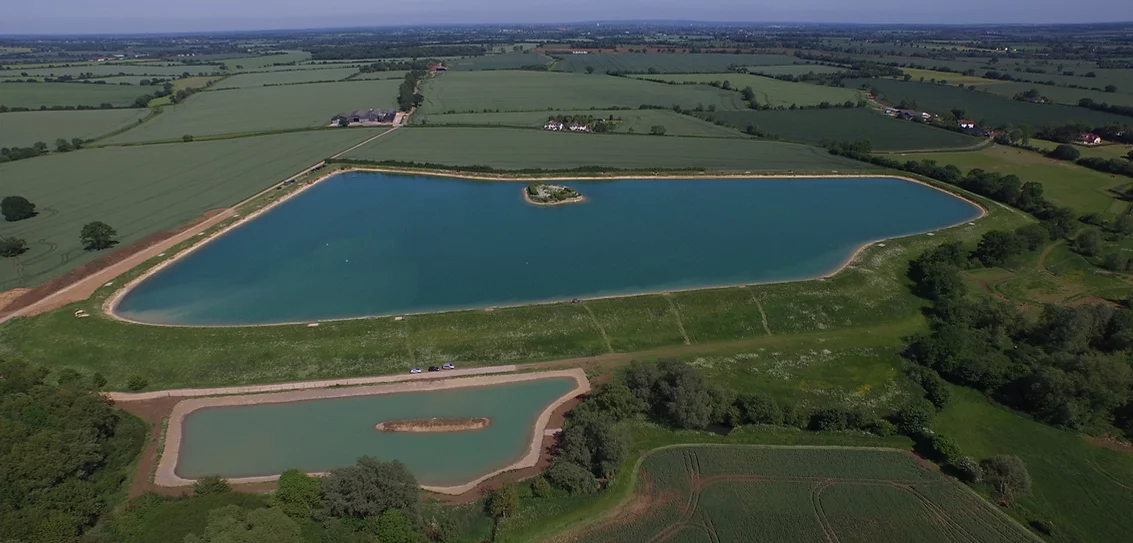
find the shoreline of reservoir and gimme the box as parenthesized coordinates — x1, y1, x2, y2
(154, 368, 589, 494)
(103, 167, 987, 328)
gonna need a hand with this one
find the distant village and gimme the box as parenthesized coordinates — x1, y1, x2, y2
(882, 107, 1104, 145)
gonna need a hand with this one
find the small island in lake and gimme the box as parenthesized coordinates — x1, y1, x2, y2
(524, 183, 585, 206)
(374, 417, 491, 433)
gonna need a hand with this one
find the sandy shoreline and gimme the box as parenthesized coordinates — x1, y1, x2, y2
(153, 368, 589, 494)
(102, 166, 988, 329)
(375, 417, 491, 432)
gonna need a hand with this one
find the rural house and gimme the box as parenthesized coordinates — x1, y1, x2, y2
(544, 120, 565, 131)
(332, 108, 396, 126)
(1076, 132, 1102, 145)
(957, 119, 975, 129)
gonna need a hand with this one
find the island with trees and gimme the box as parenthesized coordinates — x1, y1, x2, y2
(524, 183, 585, 206)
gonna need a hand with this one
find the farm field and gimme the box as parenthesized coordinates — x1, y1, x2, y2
(550, 53, 800, 73)
(7, 64, 224, 78)
(351, 70, 409, 80)
(631, 73, 864, 107)
(100, 80, 401, 143)
(0, 82, 148, 108)
(415, 109, 745, 138)
(211, 67, 359, 89)
(939, 387, 1133, 543)
(444, 53, 553, 70)
(416, 71, 748, 114)
(0, 128, 385, 289)
(342, 127, 865, 171)
(221, 50, 312, 70)
(0, 196, 1028, 389)
(979, 81, 1133, 107)
(750, 63, 847, 76)
(0, 108, 148, 148)
(869, 79, 1130, 127)
(696, 108, 984, 151)
(915, 144, 1128, 216)
(564, 446, 1035, 543)
(898, 68, 1004, 86)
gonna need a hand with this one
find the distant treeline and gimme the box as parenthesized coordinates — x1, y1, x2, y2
(308, 45, 485, 61)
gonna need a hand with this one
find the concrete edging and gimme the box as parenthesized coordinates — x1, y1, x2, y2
(153, 368, 590, 495)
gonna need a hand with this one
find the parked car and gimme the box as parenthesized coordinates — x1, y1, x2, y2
(428, 366, 441, 372)
(442, 362, 456, 370)
(410, 368, 422, 374)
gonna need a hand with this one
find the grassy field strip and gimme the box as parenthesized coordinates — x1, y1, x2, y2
(549, 53, 800, 74)
(416, 71, 748, 114)
(212, 67, 361, 89)
(749, 289, 772, 335)
(631, 72, 864, 107)
(0, 108, 149, 148)
(415, 109, 745, 139)
(0, 82, 151, 108)
(581, 303, 615, 354)
(342, 126, 869, 171)
(664, 295, 692, 345)
(100, 79, 401, 144)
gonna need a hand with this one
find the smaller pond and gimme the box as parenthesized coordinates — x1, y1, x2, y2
(175, 377, 576, 487)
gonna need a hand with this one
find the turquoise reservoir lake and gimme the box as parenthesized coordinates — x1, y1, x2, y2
(175, 377, 576, 485)
(115, 172, 982, 326)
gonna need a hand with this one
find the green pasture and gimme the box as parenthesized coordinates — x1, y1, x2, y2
(9, 64, 224, 78)
(750, 64, 847, 76)
(550, 53, 799, 73)
(0, 129, 385, 289)
(351, 70, 409, 80)
(221, 50, 312, 70)
(343, 127, 865, 171)
(869, 80, 1130, 127)
(444, 53, 553, 70)
(981, 81, 1133, 107)
(416, 71, 748, 114)
(0, 187, 1025, 389)
(0, 108, 148, 148)
(697, 108, 984, 151)
(0, 82, 148, 108)
(101, 80, 400, 144)
(566, 446, 1034, 543)
(939, 387, 1133, 543)
(415, 109, 744, 138)
(898, 68, 1004, 87)
(212, 67, 360, 89)
(916, 144, 1128, 216)
(632, 73, 863, 107)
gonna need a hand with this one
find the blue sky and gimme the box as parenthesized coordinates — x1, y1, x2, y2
(3, 0, 1133, 34)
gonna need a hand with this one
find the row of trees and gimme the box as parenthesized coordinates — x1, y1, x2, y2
(397, 71, 426, 112)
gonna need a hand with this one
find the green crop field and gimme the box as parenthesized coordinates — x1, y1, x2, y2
(351, 70, 409, 80)
(0, 108, 148, 148)
(869, 80, 1130, 127)
(550, 53, 800, 73)
(414, 109, 744, 138)
(10, 64, 224, 78)
(416, 71, 748, 114)
(916, 144, 1128, 216)
(566, 446, 1035, 543)
(0, 82, 149, 108)
(221, 50, 312, 70)
(631, 73, 864, 107)
(0, 129, 385, 289)
(939, 387, 1133, 543)
(343, 127, 866, 171)
(751, 64, 848, 76)
(212, 67, 360, 89)
(100, 80, 401, 144)
(444, 53, 553, 70)
(697, 108, 983, 151)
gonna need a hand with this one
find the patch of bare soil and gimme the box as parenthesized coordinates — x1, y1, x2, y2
(375, 417, 490, 432)
(0, 288, 30, 311)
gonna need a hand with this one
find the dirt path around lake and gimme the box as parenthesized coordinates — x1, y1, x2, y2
(148, 368, 588, 495)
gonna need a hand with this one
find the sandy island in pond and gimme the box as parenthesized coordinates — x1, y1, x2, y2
(103, 165, 988, 329)
(375, 417, 490, 433)
(523, 183, 586, 206)
(153, 368, 589, 495)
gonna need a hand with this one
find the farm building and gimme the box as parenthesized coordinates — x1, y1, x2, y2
(957, 119, 975, 129)
(1075, 132, 1102, 145)
(332, 108, 396, 126)
(544, 121, 565, 131)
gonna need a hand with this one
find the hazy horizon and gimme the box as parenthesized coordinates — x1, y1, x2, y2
(3, 0, 1133, 35)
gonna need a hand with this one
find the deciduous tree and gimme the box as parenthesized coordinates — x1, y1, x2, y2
(80, 221, 117, 250)
(1, 196, 36, 221)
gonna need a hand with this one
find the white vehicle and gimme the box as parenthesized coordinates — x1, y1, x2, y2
(410, 368, 422, 374)
(442, 362, 456, 370)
